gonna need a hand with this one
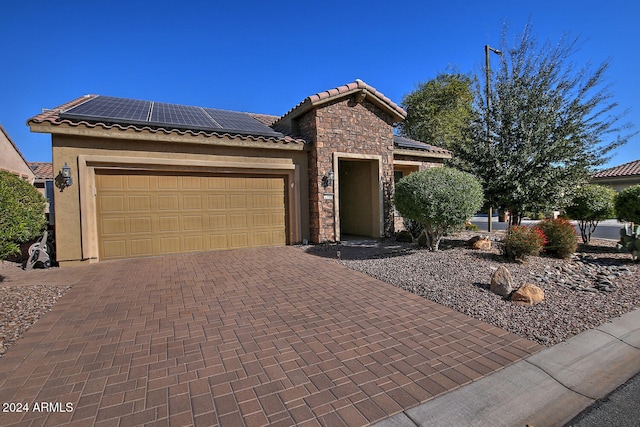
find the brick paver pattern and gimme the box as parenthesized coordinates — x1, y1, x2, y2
(0, 247, 543, 426)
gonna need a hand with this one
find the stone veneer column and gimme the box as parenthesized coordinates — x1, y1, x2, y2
(305, 96, 396, 243)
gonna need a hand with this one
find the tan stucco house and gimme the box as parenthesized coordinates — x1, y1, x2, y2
(1, 124, 35, 181)
(28, 80, 451, 266)
(591, 159, 640, 192)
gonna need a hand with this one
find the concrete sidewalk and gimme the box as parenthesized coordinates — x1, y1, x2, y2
(373, 308, 640, 427)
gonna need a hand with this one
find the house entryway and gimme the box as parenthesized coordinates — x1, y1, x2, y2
(337, 158, 381, 239)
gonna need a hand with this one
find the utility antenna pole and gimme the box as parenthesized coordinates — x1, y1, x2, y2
(485, 44, 502, 232)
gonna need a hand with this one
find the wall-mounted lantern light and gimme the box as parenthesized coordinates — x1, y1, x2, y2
(55, 162, 73, 192)
(322, 170, 334, 188)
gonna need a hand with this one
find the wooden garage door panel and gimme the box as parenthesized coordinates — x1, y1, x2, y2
(96, 173, 286, 260)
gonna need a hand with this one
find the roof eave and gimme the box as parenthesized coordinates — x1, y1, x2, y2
(591, 175, 640, 182)
(275, 81, 407, 126)
(29, 121, 308, 151)
(393, 148, 452, 159)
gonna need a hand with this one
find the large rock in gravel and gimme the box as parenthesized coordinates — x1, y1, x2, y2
(511, 283, 545, 305)
(490, 266, 513, 297)
(466, 236, 491, 250)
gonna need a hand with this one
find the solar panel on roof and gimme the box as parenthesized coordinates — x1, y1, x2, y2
(394, 136, 434, 150)
(61, 96, 151, 123)
(204, 108, 281, 136)
(150, 103, 217, 129)
(59, 95, 283, 138)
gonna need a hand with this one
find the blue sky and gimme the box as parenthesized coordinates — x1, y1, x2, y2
(1, 0, 638, 168)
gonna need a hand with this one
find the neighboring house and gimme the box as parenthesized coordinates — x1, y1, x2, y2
(591, 159, 640, 192)
(28, 80, 451, 266)
(28, 162, 55, 225)
(0, 126, 53, 226)
(0, 124, 35, 181)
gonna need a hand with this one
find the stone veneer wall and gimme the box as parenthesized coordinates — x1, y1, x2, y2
(304, 96, 396, 243)
(295, 111, 321, 242)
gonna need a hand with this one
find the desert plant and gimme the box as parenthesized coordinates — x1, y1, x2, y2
(417, 231, 429, 248)
(617, 224, 640, 262)
(565, 184, 616, 244)
(465, 222, 479, 231)
(615, 184, 640, 225)
(402, 218, 424, 238)
(395, 230, 413, 243)
(0, 171, 47, 259)
(536, 218, 578, 259)
(503, 225, 547, 261)
(394, 167, 484, 251)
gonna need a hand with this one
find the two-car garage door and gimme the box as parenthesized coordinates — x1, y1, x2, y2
(96, 171, 286, 260)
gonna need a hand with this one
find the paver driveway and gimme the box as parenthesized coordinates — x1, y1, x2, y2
(0, 247, 542, 426)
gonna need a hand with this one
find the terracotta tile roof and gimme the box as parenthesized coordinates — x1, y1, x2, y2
(28, 96, 306, 146)
(592, 159, 640, 178)
(393, 135, 452, 156)
(28, 162, 53, 180)
(275, 79, 407, 125)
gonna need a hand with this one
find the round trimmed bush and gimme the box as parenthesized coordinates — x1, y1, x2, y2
(395, 230, 413, 243)
(615, 184, 640, 224)
(394, 166, 483, 251)
(537, 218, 578, 259)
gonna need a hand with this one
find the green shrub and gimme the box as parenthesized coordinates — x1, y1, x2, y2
(395, 230, 413, 243)
(565, 184, 616, 244)
(615, 184, 640, 224)
(503, 225, 546, 261)
(524, 211, 546, 220)
(0, 171, 47, 259)
(394, 167, 484, 251)
(537, 218, 578, 259)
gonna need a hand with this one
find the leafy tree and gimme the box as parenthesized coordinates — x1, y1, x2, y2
(615, 184, 640, 224)
(457, 23, 633, 225)
(0, 171, 47, 259)
(398, 73, 475, 156)
(394, 167, 483, 251)
(564, 184, 616, 244)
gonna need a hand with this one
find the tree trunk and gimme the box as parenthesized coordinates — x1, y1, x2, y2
(509, 207, 522, 226)
(578, 220, 589, 244)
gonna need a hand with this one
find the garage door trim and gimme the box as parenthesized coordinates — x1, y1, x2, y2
(78, 155, 301, 261)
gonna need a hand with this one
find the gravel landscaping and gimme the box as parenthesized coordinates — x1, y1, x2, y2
(0, 282, 71, 357)
(307, 231, 640, 347)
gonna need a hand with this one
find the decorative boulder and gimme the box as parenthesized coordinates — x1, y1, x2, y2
(511, 284, 545, 305)
(490, 266, 513, 297)
(466, 236, 491, 250)
(465, 236, 481, 247)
